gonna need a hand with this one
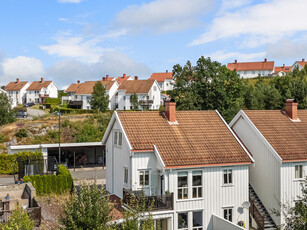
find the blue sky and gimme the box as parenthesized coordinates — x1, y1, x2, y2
(0, 0, 307, 88)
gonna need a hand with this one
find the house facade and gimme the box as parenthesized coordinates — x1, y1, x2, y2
(230, 100, 307, 228)
(227, 59, 274, 78)
(116, 79, 161, 110)
(273, 64, 292, 76)
(102, 101, 254, 229)
(115, 74, 133, 85)
(291, 58, 307, 71)
(26, 78, 58, 104)
(150, 70, 174, 91)
(5, 78, 30, 107)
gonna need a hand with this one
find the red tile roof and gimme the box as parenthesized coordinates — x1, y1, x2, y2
(296, 61, 307, 68)
(244, 110, 307, 161)
(117, 111, 252, 168)
(75, 80, 115, 95)
(5, 81, 28, 91)
(118, 80, 155, 94)
(116, 75, 132, 85)
(150, 71, 173, 82)
(227, 60, 274, 71)
(65, 83, 82, 93)
(274, 66, 292, 73)
(27, 81, 52, 91)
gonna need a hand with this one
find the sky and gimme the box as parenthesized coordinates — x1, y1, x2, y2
(0, 0, 307, 89)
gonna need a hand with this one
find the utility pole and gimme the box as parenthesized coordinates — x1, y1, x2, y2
(58, 108, 61, 165)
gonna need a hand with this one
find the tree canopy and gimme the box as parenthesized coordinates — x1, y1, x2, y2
(0, 93, 15, 126)
(90, 81, 109, 112)
(130, 92, 139, 111)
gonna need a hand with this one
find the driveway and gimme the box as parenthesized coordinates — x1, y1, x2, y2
(27, 108, 47, 117)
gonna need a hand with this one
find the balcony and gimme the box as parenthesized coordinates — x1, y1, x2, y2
(123, 189, 173, 211)
(39, 94, 49, 98)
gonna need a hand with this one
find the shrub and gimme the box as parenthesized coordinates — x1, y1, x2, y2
(0, 133, 9, 143)
(0, 151, 42, 175)
(45, 98, 61, 104)
(1, 207, 34, 230)
(15, 129, 28, 138)
(52, 107, 94, 114)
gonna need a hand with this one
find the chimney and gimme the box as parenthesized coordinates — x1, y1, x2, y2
(264, 58, 267, 62)
(286, 99, 298, 120)
(40, 77, 44, 83)
(302, 58, 305, 62)
(283, 64, 285, 68)
(106, 75, 109, 80)
(166, 70, 168, 73)
(134, 76, 138, 80)
(123, 74, 126, 78)
(102, 77, 106, 81)
(165, 99, 176, 123)
(234, 60, 237, 64)
(16, 78, 20, 83)
(77, 80, 80, 84)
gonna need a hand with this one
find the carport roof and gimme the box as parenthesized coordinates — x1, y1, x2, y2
(9, 142, 103, 150)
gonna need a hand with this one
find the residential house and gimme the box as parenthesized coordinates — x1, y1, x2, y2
(102, 100, 254, 229)
(115, 74, 133, 85)
(230, 100, 307, 228)
(227, 59, 274, 78)
(72, 79, 118, 110)
(116, 79, 161, 110)
(26, 78, 58, 104)
(150, 70, 174, 91)
(273, 64, 292, 76)
(5, 78, 30, 107)
(63, 80, 82, 104)
(291, 58, 307, 71)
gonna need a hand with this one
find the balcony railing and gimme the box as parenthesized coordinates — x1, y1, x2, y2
(39, 94, 49, 98)
(123, 189, 173, 211)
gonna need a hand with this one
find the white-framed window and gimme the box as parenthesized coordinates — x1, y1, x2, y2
(124, 167, 128, 184)
(139, 170, 150, 186)
(178, 212, 188, 230)
(178, 171, 188, 199)
(223, 169, 233, 185)
(114, 131, 122, 147)
(193, 211, 203, 230)
(295, 165, 303, 179)
(192, 171, 202, 198)
(223, 208, 233, 222)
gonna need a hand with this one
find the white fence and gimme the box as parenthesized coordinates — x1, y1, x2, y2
(212, 215, 245, 230)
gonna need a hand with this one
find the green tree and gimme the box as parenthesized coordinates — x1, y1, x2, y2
(0, 93, 15, 126)
(130, 92, 139, 111)
(2, 207, 34, 230)
(59, 182, 115, 230)
(90, 81, 109, 112)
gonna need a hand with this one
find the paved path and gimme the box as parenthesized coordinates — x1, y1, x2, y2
(69, 167, 106, 180)
(0, 175, 15, 186)
(27, 108, 47, 117)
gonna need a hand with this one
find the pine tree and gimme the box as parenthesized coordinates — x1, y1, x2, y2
(130, 92, 139, 111)
(90, 81, 109, 112)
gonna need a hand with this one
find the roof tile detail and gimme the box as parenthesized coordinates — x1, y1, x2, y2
(150, 72, 173, 82)
(5, 81, 28, 91)
(65, 83, 82, 93)
(118, 79, 155, 94)
(274, 66, 292, 73)
(27, 81, 52, 91)
(227, 61, 274, 71)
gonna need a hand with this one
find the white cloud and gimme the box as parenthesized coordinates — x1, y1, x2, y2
(58, 0, 83, 3)
(59, 18, 68, 21)
(0, 56, 44, 85)
(191, 0, 307, 46)
(115, 0, 214, 34)
(266, 39, 307, 59)
(206, 50, 266, 62)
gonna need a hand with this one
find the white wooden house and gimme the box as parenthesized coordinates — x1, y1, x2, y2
(150, 70, 174, 91)
(5, 78, 30, 107)
(26, 78, 58, 104)
(102, 100, 254, 229)
(230, 99, 307, 228)
(291, 58, 307, 71)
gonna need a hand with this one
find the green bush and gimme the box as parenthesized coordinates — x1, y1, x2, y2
(52, 107, 94, 114)
(0, 133, 9, 143)
(15, 129, 28, 138)
(0, 151, 42, 174)
(1, 207, 34, 230)
(23, 164, 73, 196)
(45, 98, 61, 104)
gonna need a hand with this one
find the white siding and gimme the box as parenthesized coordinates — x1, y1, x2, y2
(237, 70, 273, 79)
(212, 214, 245, 230)
(231, 113, 282, 225)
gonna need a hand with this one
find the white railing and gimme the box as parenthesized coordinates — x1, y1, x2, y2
(212, 215, 245, 230)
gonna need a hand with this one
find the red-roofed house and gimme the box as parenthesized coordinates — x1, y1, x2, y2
(5, 78, 30, 107)
(291, 58, 307, 71)
(150, 70, 174, 91)
(26, 78, 58, 104)
(273, 64, 292, 76)
(227, 59, 275, 78)
(115, 74, 133, 85)
(102, 101, 253, 229)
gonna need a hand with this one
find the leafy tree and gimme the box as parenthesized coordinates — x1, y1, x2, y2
(1, 207, 34, 230)
(90, 81, 109, 112)
(0, 93, 15, 126)
(130, 92, 139, 111)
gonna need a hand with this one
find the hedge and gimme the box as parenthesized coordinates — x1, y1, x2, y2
(0, 151, 43, 175)
(52, 107, 94, 114)
(23, 165, 73, 196)
(45, 98, 61, 104)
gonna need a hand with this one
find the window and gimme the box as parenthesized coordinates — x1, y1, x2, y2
(252, 71, 255, 74)
(192, 171, 202, 198)
(114, 131, 118, 145)
(193, 211, 203, 230)
(244, 71, 247, 74)
(295, 165, 303, 179)
(124, 167, 128, 184)
(139, 170, 149, 186)
(178, 172, 188, 199)
(154, 86, 157, 91)
(114, 131, 122, 147)
(178, 213, 188, 230)
(124, 96, 126, 100)
(223, 208, 233, 222)
(223, 169, 232, 184)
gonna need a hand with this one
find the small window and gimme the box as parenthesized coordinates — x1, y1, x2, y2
(124, 167, 128, 184)
(244, 71, 247, 74)
(223, 169, 233, 184)
(118, 132, 122, 146)
(252, 71, 255, 74)
(114, 131, 118, 145)
(139, 170, 150, 186)
(295, 165, 303, 179)
(178, 213, 188, 230)
(124, 96, 126, 100)
(178, 171, 188, 199)
(154, 86, 157, 91)
(223, 208, 233, 222)
(193, 211, 203, 230)
(192, 171, 202, 198)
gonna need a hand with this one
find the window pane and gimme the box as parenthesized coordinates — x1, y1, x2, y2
(140, 172, 144, 186)
(223, 209, 227, 220)
(223, 171, 228, 184)
(178, 189, 183, 199)
(145, 171, 149, 186)
(114, 131, 118, 145)
(178, 213, 188, 229)
(295, 166, 298, 178)
(229, 209, 233, 222)
(228, 170, 232, 184)
(300, 165, 303, 178)
(193, 211, 202, 227)
(193, 174, 202, 186)
(118, 132, 122, 146)
(183, 188, 188, 199)
(178, 175, 188, 187)
(198, 187, 202, 198)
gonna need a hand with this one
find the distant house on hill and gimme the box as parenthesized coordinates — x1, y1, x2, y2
(26, 78, 58, 104)
(150, 70, 174, 91)
(227, 59, 274, 78)
(273, 64, 292, 76)
(115, 74, 133, 85)
(5, 78, 30, 107)
(291, 58, 307, 71)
